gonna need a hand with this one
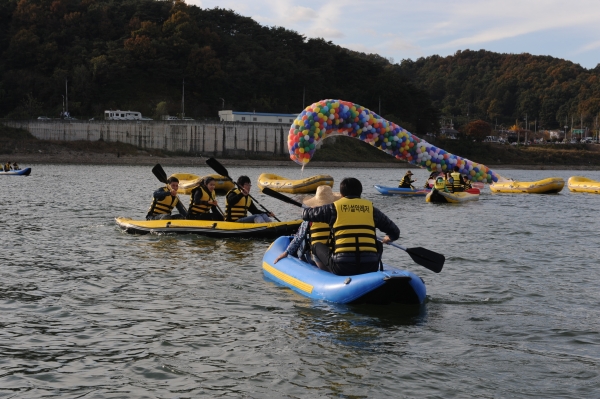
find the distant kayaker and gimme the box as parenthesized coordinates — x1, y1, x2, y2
(398, 170, 416, 189)
(4, 162, 12, 171)
(225, 175, 275, 223)
(12, 162, 20, 170)
(302, 177, 400, 276)
(449, 166, 466, 192)
(433, 176, 450, 192)
(187, 177, 224, 221)
(146, 176, 187, 220)
(273, 185, 342, 269)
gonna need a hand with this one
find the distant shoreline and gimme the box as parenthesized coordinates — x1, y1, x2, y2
(7, 152, 600, 170)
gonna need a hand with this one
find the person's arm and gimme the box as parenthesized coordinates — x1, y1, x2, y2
(373, 207, 400, 242)
(247, 201, 263, 215)
(175, 198, 187, 217)
(153, 187, 169, 200)
(302, 204, 336, 223)
(192, 188, 213, 206)
(274, 221, 310, 263)
(226, 191, 245, 206)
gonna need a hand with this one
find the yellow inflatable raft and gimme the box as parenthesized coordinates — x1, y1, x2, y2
(567, 176, 600, 193)
(257, 173, 333, 194)
(490, 177, 564, 194)
(425, 189, 479, 203)
(170, 173, 234, 195)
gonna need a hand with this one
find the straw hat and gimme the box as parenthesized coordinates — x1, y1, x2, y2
(303, 185, 342, 207)
(405, 170, 413, 175)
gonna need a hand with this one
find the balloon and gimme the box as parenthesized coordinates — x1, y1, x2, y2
(288, 99, 503, 183)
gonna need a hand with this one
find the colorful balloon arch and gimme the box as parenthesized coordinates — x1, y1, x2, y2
(288, 99, 503, 183)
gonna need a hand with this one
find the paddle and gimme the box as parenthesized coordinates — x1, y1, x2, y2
(205, 157, 280, 221)
(151, 164, 188, 214)
(262, 187, 445, 273)
(376, 238, 444, 273)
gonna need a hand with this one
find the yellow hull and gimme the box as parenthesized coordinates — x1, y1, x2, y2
(425, 189, 479, 203)
(257, 173, 333, 194)
(490, 177, 564, 194)
(567, 176, 600, 193)
(170, 173, 234, 195)
(115, 217, 301, 237)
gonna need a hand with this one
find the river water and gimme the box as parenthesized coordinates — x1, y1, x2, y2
(1, 164, 599, 398)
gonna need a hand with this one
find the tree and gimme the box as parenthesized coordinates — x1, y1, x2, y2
(465, 120, 492, 142)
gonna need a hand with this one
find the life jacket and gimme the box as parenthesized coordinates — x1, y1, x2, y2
(450, 172, 464, 191)
(332, 197, 377, 254)
(309, 222, 331, 246)
(188, 185, 215, 216)
(147, 187, 178, 215)
(225, 188, 251, 221)
(434, 177, 446, 190)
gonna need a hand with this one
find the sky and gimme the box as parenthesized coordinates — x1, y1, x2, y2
(189, 0, 600, 69)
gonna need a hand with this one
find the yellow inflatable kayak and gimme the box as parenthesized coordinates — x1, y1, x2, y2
(170, 173, 234, 195)
(490, 177, 564, 194)
(567, 176, 600, 193)
(115, 217, 302, 238)
(425, 189, 479, 203)
(257, 173, 333, 194)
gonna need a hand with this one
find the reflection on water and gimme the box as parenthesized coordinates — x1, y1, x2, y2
(1, 165, 599, 398)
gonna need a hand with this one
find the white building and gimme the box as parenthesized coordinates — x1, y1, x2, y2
(104, 110, 143, 120)
(218, 110, 298, 124)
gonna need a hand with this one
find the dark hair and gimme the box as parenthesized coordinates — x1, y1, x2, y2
(202, 176, 216, 186)
(340, 177, 362, 197)
(453, 166, 459, 172)
(167, 176, 179, 184)
(237, 175, 251, 186)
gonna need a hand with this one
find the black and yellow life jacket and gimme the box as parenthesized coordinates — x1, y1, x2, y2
(332, 197, 377, 254)
(309, 222, 331, 246)
(188, 185, 216, 216)
(225, 188, 251, 221)
(434, 177, 446, 190)
(450, 172, 464, 191)
(147, 187, 178, 216)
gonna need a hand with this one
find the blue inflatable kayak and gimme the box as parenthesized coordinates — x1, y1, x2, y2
(262, 236, 426, 305)
(0, 167, 31, 176)
(374, 185, 429, 196)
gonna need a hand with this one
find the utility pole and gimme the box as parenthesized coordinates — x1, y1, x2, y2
(65, 78, 68, 115)
(378, 96, 381, 115)
(524, 113, 528, 144)
(181, 78, 185, 119)
(302, 87, 305, 109)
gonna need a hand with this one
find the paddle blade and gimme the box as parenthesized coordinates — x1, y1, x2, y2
(205, 158, 231, 180)
(405, 247, 445, 273)
(152, 164, 168, 184)
(261, 187, 304, 208)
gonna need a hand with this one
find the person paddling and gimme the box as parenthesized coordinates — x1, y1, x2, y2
(187, 177, 223, 221)
(398, 170, 416, 189)
(146, 176, 187, 220)
(274, 185, 341, 269)
(225, 175, 275, 223)
(302, 177, 400, 276)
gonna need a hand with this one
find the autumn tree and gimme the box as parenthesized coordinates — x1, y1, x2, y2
(465, 120, 492, 142)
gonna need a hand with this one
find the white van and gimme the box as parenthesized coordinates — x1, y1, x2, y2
(104, 110, 142, 120)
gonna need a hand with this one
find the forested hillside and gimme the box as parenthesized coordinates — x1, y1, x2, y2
(0, 0, 438, 134)
(395, 50, 600, 130)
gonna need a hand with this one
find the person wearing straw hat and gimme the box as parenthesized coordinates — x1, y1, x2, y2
(274, 185, 341, 269)
(398, 170, 417, 189)
(302, 177, 400, 276)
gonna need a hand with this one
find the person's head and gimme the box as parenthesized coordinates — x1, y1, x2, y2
(453, 166, 459, 172)
(237, 175, 251, 191)
(405, 170, 413, 176)
(339, 177, 362, 197)
(202, 176, 216, 192)
(166, 176, 179, 191)
(303, 185, 342, 207)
